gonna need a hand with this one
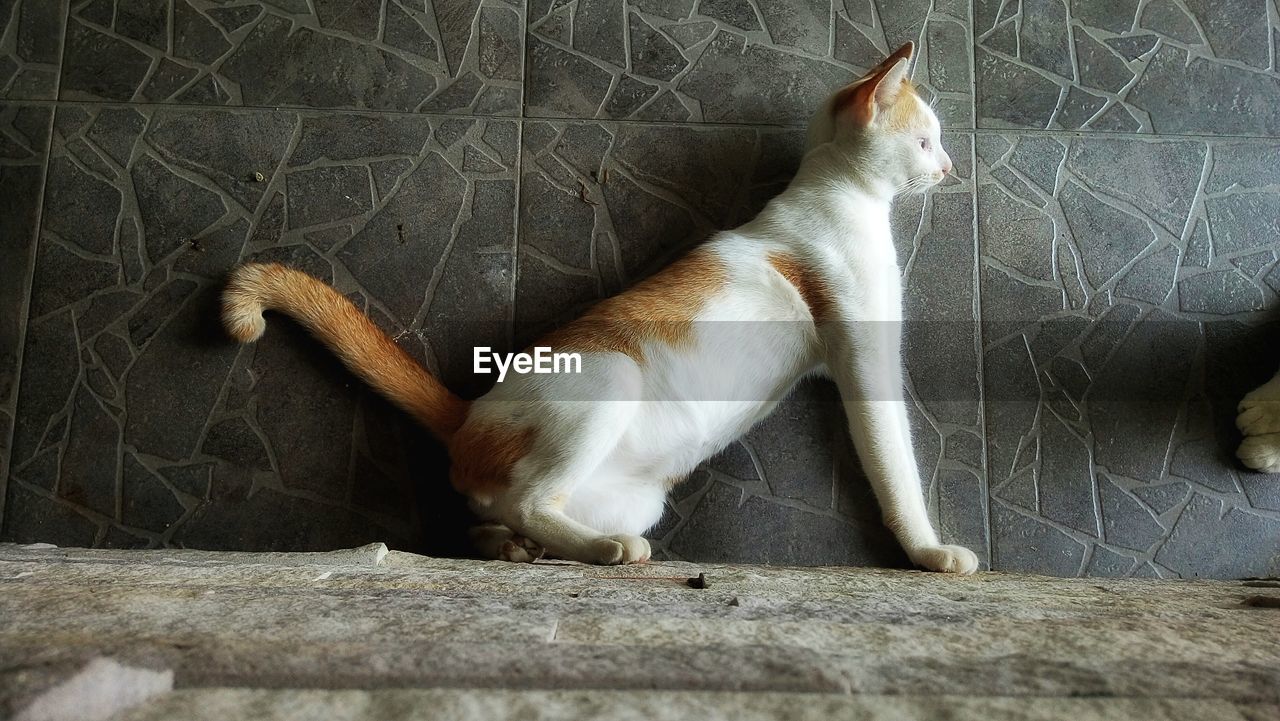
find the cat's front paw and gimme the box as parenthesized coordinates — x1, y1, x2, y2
(1238, 434, 1280, 474)
(588, 534, 651, 565)
(910, 545, 979, 575)
(1237, 382, 1280, 474)
(1238, 395, 1280, 437)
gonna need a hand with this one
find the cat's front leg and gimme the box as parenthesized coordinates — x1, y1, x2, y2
(1238, 366, 1280, 473)
(822, 320, 979, 574)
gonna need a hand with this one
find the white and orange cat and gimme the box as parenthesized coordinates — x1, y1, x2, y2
(221, 43, 980, 573)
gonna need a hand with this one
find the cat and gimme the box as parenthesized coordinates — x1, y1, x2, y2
(221, 42, 980, 574)
(1238, 368, 1280, 473)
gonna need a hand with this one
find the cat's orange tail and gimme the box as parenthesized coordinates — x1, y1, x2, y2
(222, 263, 469, 441)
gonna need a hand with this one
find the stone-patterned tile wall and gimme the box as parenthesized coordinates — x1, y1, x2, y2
(2, 0, 1278, 578)
(525, 0, 973, 126)
(59, 0, 524, 114)
(978, 133, 1280, 577)
(6, 105, 516, 552)
(975, 0, 1280, 134)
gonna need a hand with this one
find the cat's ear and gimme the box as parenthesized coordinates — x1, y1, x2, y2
(875, 41, 915, 74)
(834, 42, 914, 127)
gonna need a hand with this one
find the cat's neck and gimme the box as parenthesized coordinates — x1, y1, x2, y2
(744, 142, 900, 251)
(791, 139, 903, 204)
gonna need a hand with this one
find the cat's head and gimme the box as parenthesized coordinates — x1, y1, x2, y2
(806, 42, 951, 194)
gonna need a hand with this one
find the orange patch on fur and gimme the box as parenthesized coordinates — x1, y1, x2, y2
(767, 251, 834, 324)
(837, 77, 925, 130)
(539, 247, 727, 362)
(881, 83, 928, 132)
(449, 422, 536, 499)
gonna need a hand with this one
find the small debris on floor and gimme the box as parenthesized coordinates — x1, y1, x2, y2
(686, 572, 708, 589)
(578, 180, 597, 205)
(253, 171, 265, 182)
(187, 238, 204, 252)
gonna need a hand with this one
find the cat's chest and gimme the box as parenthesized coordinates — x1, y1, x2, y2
(806, 253, 900, 329)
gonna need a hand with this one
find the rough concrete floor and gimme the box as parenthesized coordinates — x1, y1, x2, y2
(2, 543, 1277, 721)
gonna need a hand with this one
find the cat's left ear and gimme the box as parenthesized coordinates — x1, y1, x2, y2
(834, 42, 914, 127)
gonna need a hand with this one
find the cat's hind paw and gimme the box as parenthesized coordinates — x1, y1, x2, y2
(910, 545, 979, 575)
(470, 523, 545, 563)
(500, 536, 545, 563)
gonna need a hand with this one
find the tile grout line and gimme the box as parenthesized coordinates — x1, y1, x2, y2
(511, 0, 530, 350)
(18, 95, 1280, 144)
(1, 109, 58, 533)
(1, 0, 73, 533)
(511, 119, 523, 352)
(967, 0, 994, 570)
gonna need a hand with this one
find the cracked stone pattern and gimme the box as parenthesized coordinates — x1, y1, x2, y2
(526, 0, 974, 127)
(0, 0, 67, 99)
(517, 121, 986, 568)
(975, 0, 1280, 134)
(3, 105, 517, 553)
(58, 0, 524, 115)
(978, 133, 1280, 579)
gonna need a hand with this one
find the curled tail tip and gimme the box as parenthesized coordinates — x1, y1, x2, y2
(223, 304, 266, 343)
(222, 263, 277, 343)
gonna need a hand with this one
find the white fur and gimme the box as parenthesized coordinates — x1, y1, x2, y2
(467, 56, 978, 574)
(1238, 367, 1280, 473)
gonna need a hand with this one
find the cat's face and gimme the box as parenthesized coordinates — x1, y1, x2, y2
(806, 42, 952, 195)
(880, 90, 952, 194)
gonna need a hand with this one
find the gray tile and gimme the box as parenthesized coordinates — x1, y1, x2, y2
(526, 0, 974, 127)
(5, 105, 517, 551)
(515, 120, 800, 338)
(975, 0, 1280, 135)
(0, 103, 51, 525)
(979, 131, 1280, 578)
(0, 0, 67, 100)
(518, 121, 982, 566)
(58, 1, 524, 115)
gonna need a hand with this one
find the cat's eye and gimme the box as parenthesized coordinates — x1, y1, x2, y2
(919, 138, 930, 150)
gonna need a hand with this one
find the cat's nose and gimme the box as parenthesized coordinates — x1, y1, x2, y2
(941, 155, 953, 175)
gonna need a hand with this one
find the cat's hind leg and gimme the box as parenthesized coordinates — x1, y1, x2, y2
(498, 423, 653, 565)
(1238, 368, 1280, 473)
(484, 360, 652, 565)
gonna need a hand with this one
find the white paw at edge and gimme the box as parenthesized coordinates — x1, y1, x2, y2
(1237, 387, 1280, 474)
(912, 545, 979, 575)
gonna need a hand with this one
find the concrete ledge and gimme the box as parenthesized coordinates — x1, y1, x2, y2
(0, 542, 390, 568)
(2, 545, 1278, 720)
(113, 689, 1280, 721)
